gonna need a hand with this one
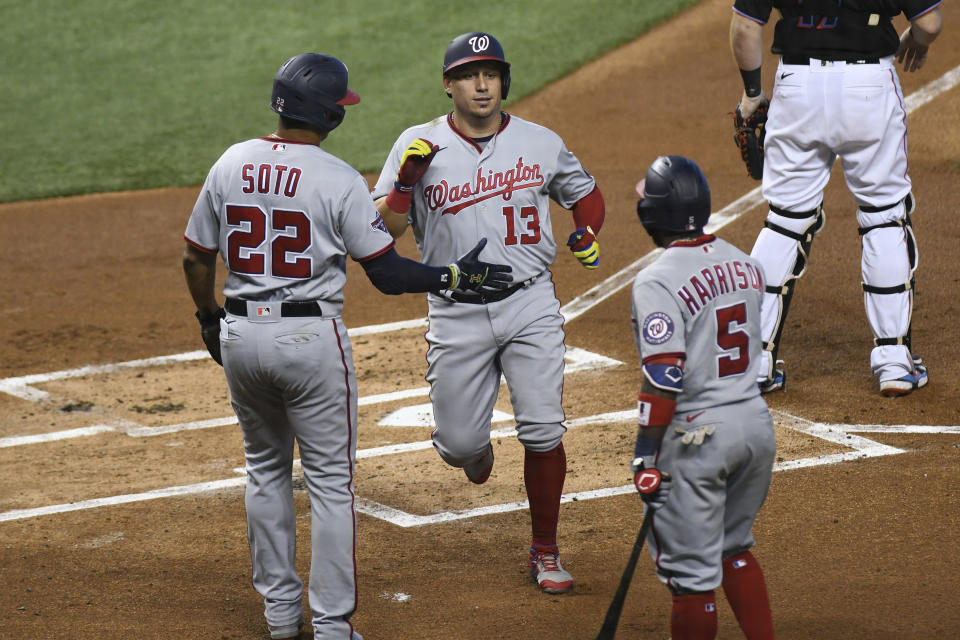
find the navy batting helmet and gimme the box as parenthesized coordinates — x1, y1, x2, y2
(271, 53, 360, 132)
(636, 156, 711, 239)
(442, 32, 511, 99)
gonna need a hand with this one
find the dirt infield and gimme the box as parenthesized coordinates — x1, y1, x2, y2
(2, 1, 959, 638)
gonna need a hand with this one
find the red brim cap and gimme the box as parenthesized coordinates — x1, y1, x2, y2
(337, 89, 361, 105)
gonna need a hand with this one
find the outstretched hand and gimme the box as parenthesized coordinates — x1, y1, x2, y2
(448, 238, 513, 293)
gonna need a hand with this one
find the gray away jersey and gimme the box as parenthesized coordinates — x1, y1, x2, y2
(373, 113, 595, 282)
(631, 236, 766, 412)
(185, 137, 394, 308)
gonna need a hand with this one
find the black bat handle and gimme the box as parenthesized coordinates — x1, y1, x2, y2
(594, 507, 655, 640)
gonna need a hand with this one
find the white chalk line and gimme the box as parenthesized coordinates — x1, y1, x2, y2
(0, 348, 623, 448)
(3, 408, 957, 525)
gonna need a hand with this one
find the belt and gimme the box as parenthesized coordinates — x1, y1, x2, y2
(449, 282, 524, 304)
(447, 272, 541, 304)
(781, 55, 879, 65)
(225, 297, 325, 317)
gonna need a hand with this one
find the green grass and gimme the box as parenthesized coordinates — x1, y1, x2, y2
(0, 0, 698, 203)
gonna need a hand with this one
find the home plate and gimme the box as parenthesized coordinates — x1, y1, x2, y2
(378, 403, 514, 427)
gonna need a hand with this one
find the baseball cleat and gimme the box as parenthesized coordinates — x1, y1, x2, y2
(463, 444, 494, 484)
(758, 360, 786, 394)
(880, 356, 928, 397)
(529, 544, 574, 594)
(267, 617, 303, 639)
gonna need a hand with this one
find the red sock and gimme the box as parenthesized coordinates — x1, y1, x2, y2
(722, 551, 775, 639)
(671, 592, 718, 640)
(524, 443, 566, 546)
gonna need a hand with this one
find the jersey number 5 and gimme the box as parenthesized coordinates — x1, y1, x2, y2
(226, 204, 312, 279)
(716, 302, 749, 377)
(502, 205, 541, 245)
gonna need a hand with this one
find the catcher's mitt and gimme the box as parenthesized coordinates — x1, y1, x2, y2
(733, 103, 767, 180)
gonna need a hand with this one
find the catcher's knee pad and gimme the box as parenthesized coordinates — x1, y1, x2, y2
(751, 202, 825, 365)
(858, 195, 917, 350)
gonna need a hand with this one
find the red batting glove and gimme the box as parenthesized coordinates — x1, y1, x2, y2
(386, 138, 440, 213)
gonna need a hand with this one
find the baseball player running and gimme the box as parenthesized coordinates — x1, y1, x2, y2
(371, 31, 606, 594)
(730, 0, 943, 396)
(630, 157, 777, 640)
(182, 53, 511, 640)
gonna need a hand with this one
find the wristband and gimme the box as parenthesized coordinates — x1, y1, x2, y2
(739, 66, 762, 98)
(637, 392, 677, 427)
(445, 263, 460, 291)
(393, 179, 414, 194)
(385, 186, 413, 214)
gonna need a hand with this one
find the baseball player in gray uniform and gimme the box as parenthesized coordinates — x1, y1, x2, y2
(182, 53, 510, 640)
(371, 32, 606, 595)
(730, 0, 943, 397)
(630, 156, 776, 640)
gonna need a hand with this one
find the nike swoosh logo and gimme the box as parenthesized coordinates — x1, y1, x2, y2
(781, 72, 795, 79)
(686, 411, 706, 423)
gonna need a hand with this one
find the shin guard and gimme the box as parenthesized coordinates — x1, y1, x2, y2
(858, 194, 917, 380)
(750, 203, 825, 381)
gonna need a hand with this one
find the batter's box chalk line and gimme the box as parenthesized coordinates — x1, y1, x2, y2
(3, 408, 958, 524)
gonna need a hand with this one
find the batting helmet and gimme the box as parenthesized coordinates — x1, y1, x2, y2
(270, 53, 361, 132)
(636, 156, 711, 239)
(442, 32, 512, 99)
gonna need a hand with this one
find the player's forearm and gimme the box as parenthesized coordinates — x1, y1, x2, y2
(729, 14, 764, 72)
(376, 196, 409, 238)
(910, 8, 942, 46)
(182, 245, 219, 314)
(572, 186, 605, 234)
(360, 247, 449, 294)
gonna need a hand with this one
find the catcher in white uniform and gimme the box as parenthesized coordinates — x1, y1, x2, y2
(730, 0, 943, 397)
(182, 53, 510, 640)
(372, 31, 606, 595)
(630, 156, 777, 640)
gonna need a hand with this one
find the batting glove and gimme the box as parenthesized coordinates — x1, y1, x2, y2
(396, 138, 440, 191)
(674, 425, 716, 446)
(195, 307, 226, 366)
(631, 458, 672, 511)
(567, 226, 599, 269)
(447, 238, 513, 293)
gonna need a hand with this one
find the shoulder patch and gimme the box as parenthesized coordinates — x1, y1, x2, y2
(642, 311, 674, 345)
(371, 213, 388, 234)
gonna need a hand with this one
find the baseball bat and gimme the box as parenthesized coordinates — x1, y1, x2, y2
(593, 506, 655, 640)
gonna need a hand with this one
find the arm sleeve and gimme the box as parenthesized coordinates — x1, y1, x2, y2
(359, 247, 450, 295)
(571, 185, 605, 233)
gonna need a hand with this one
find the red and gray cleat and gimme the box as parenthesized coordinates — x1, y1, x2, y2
(880, 355, 929, 397)
(463, 444, 494, 484)
(529, 544, 574, 594)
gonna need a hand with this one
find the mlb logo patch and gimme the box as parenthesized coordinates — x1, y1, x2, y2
(256, 306, 272, 317)
(733, 559, 748, 569)
(705, 603, 716, 612)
